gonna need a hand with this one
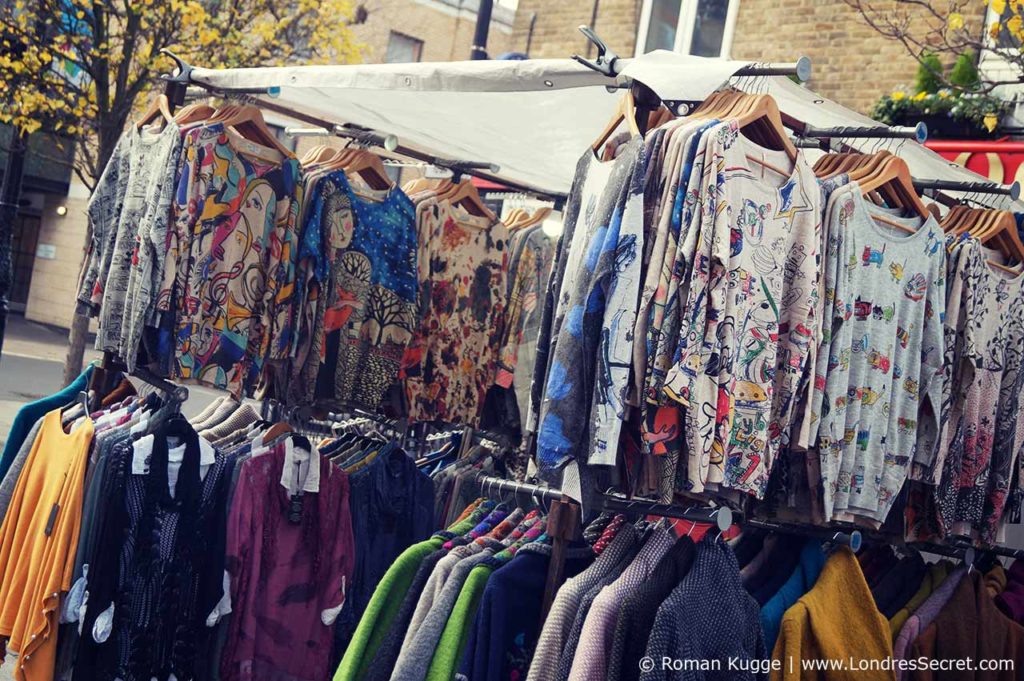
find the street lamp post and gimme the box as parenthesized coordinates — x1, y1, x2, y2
(470, 0, 493, 60)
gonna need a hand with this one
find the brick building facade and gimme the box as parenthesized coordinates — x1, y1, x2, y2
(349, 0, 516, 63)
(511, 0, 988, 115)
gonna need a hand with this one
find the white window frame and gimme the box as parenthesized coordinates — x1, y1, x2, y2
(978, 4, 1023, 97)
(635, 0, 740, 59)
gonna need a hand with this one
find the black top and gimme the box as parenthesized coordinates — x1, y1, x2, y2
(872, 553, 927, 618)
(74, 417, 230, 681)
(607, 535, 696, 681)
(743, 534, 803, 605)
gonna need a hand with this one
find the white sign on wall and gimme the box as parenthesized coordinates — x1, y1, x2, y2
(36, 243, 57, 260)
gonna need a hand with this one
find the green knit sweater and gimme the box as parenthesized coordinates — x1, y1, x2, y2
(426, 563, 495, 681)
(335, 512, 483, 680)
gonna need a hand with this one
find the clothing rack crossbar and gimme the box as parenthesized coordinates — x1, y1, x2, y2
(474, 475, 564, 504)
(913, 178, 1021, 201)
(601, 494, 733, 533)
(799, 122, 927, 143)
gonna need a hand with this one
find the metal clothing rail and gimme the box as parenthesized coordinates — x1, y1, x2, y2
(800, 122, 928, 144)
(913, 178, 1022, 201)
(601, 493, 734, 534)
(475, 474, 565, 505)
(286, 124, 401, 153)
(744, 518, 864, 552)
(572, 25, 811, 83)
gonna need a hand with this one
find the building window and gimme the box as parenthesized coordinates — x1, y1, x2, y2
(385, 31, 424, 63)
(636, 0, 739, 59)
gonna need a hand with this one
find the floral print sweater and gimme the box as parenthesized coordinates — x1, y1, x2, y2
(402, 201, 509, 425)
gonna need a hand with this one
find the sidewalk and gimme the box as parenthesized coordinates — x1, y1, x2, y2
(2, 314, 101, 365)
(0, 315, 101, 449)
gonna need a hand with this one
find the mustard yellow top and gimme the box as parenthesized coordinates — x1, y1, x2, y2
(771, 546, 896, 681)
(0, 409, 92, 681)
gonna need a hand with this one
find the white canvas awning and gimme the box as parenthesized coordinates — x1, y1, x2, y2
(187, 51, 1020, 208)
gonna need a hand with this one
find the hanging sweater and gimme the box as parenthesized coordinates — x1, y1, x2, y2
(770, 547, 894, 681)
(809, 186, 946, 523)
(907, 571, 1024, 681)
(536, 139, 646, 472)
(568, 527, 676, 681)
(402, 202, 509, 426)
(935, 238, 1024, 540)
(222, 441, 354, 681)
(424, 521, 546, 681)
(303, 172, 419, 409)
(0, 365, 92, 482)
(458, 541, 595, 681)
(662, 124, 822, 497)
(526, 525, 640, 681)
(391, 547, 500, 681)
(84, 419, 229, 681)
(759, 540, 826, 653)
(893, 567, 965, 678)
(641, 535, 765, 681)
(0, 409, 93, 681)
(335, 503, 493, 681)
(77, 131, 133, 318)
(606, 535, 696, 681)
(889, 561, 952, 642)
(94, 123, 182, 363)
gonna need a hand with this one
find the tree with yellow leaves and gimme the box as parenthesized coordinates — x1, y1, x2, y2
(1, 0, 364, 187)
(844, 0, 1024, 93)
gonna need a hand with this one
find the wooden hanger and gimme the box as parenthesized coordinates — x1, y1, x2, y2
(857, 155, 930, 223)
(447, 179, 495, 220)
(216, 104, 295, 159)
(343, 149, 395, 191)
(207, 103, 239, 124)
(301, 144, 333, 166)
(734, 94, 798, 163)
(941, 204, 970, 233)
(404, 177, 454, 199)
(262, 420, 293, 443)
(812, 152, 843, 177)
(137, 93, 174, 130)
(525, 206, 553, 228)
(646, 106, 675, 130)
(173, 102, 215, 126)
(591, 90, 642, 156)
(816, 152, 860, 179)
(503, 208, 528, 227)
(223, 128, 284, 165)
(691, 89, 742, 120)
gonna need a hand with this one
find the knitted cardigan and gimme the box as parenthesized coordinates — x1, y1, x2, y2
(526, 525, 639, 681)
(568, 527, 676, 681)
(642, 535, 766, 681)
(607, 536, 696, 681)
(335, 503, 493, 681)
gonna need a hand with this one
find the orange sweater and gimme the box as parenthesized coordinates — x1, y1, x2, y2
(0, 409, 92, 681)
